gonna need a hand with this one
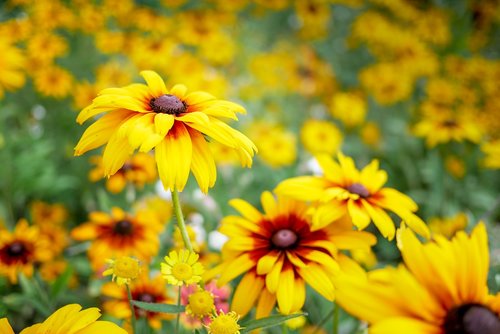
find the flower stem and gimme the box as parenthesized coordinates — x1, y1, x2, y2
(332, 301, 339, 334)
(171, 189, 193, 252)
(175, 286, 181, 334)
(126, 284, 137, 334)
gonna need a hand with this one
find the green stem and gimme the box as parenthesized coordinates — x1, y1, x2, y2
(281, 323, 289, 334)
(175, 286, 181, 334)
(171, 189, 193, 252)
(126, 284, 137, 334)
(333, 302, 339, 334)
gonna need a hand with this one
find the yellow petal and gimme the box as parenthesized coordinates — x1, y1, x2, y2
(274, 176, 330, 202)
(276, 266, 296, 314)
(229, 198, 263, 222)
(370, 317, 441, 334)
(140, 70, 167, 97)
(102, 132, 134, 176)
(232, 271, 265, 317)
(0, 319, 15, 334)
(255, 289, 277, 319)
(297, 264, 335, 301)
(189, 128, 216, 194)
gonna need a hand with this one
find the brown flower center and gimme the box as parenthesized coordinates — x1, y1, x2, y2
(150, 94, 186, 115)
(271, 229, 298, 249)
(0, 241, 30, 265)
(7, 241, 26, 257)
(346, 182, 370, 198)
(114, 220, 134, 235)
(443, 304, 500, 334)
(136, 292, 156, 303)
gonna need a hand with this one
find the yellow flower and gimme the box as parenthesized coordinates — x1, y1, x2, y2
(88, 153, 157, 194)
(336, 223, 500, 334)
(186, 288, 216, 318)
(205, 191, 375, 317)
(103, 256, 141, 286)
(30, 200, 68, 226)
(32, 66, 73, 99)
(206, 311, 242, 334)
(482, 139, 500, 169)
(300, 119, 343, 155)
(329, 92, 366, 127)
(0, 36, 25, 99)
(360, 122, 381, 148)
(0, 304, 126, 334)
(70, 207, 164, 270)
(161, 249, 204, 286)
(102, 271, 174, 329)
(275, 153, 429, 240)
(445, 155, 466, 179)
(0, 219, 52, 283)
(74, 70, 256, 193)
(248, 121, 297, 168)
(428, 212, 468, 239)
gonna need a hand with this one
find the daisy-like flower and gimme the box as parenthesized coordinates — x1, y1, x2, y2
(71, 207, 163, 270)
(0, 219, 52, 283)
(206, 310, 242, 334)
(186, 288, 216, 319)
(103, 256, 141, 286)
(102, 271, 174, 329)
(336, 223, 500, 334)
(74, 70, 257, 193)
(205, 191, 376, 317)
(0, 304, 126, 334)
(161, 249, 204, 286)
(275, 153, 429, 240)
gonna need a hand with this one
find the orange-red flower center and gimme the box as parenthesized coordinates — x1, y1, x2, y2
(114, 220, 134, 235)
(443, 303, 500, 334)
(150, 94, 186, 115)
(271, 229, 298, 249)
(346, 182, 370, 198)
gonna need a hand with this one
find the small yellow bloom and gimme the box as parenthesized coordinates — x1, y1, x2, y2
(161, 249, 204, 286)
(186, 289, 215, 318)
(207, 311, 242, 334)
(103, 256, 141, 286)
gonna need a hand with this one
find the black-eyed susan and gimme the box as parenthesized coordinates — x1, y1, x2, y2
(30, 200, 68, 226)
(0, 219, 52, 283)
(161, 249, 204, 286)
(32, 65, 73, 99)
(102, 271, 174, 329)
(74, 70, 256, 193)
(89, 153, 157, 194)
(206, 310, 242, 334)
(70, 207, 163, 270)
(275, 153, 429, 240)
(336, 223, 500, 334)
(0, 304, 127, 334)
(103, 256, 141, 286)
(205, 191, 376, 317)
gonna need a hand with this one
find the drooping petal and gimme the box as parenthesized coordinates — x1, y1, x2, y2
(232, 271, 265, 317)
(102, 132, 134, 176)
(188, 128, 216, 194)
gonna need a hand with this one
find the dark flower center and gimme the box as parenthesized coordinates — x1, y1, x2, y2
(7, 241, 26, 257)
(271, 229, 298, 249)
(136, 292, 156, 303)
(150, 94, 186, 115)
(443, 119, 458, 128)
(443, 304, 500, 334)
(346, 182, 370, 198)
(114, 220, 134, 235)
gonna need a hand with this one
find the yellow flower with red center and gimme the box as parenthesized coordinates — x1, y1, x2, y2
(205, 191, 376, 317)
(275, 153, 429, 240)
(336, 223, 500, 334)
(102, 271, 174, 329)
(0, 304, 126, 334)
(89, 153, 157, 194)
(0, 219, 52, 283)
(70, 207, 163, 270)
(74, 70, 256, 193)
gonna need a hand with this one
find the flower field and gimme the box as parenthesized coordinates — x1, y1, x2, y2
(0, 0, 499, 333)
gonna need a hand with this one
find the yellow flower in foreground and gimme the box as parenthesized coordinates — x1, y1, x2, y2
(0, 304, 126, 334)
(207, 311, 242, 334)
(161, 249, 204, 286)
(336, 223, 500, 334)
(74, 70, 257, 193)
(103, 256, 141, 286)
(275, 153, 429, 240)
(205, 191, 376, 317)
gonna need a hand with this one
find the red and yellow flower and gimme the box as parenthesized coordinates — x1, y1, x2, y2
(205, 191, 376, 317)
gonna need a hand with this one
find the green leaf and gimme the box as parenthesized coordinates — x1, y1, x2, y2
(50, 265, 73, 299)
(240, 313, 307, 333)
(18, 273, 36, 297)
(131, 300, 185, 314)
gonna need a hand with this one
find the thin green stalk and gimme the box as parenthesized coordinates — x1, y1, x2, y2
(311, 307, 335, 334)
(281, 323, 289, 334)
(175, 286, 181, 334)
(126, 284, 137, 334)
(333, 302, 339, 334)
(171, 189, 193, 252)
